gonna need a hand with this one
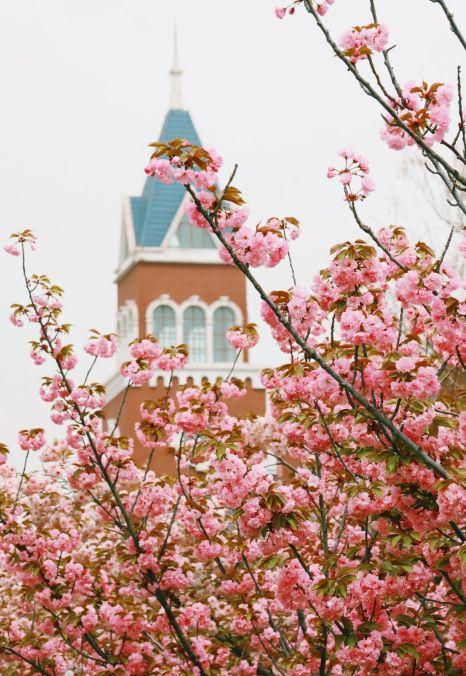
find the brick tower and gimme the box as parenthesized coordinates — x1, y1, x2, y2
(105, 38, 265, 472)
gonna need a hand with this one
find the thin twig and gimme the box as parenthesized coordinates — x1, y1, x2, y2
(13, 449, 30, 512)
(185, 187, 451, 480)
(110, 381, 131, 437)
(457, 67, 466, 157)
(436, 225, 455, 270)
(20, 245, 207, 676)
(429, 0, 466, 51)
(303, 0, 466, 194)
(157, 495, 182, 560)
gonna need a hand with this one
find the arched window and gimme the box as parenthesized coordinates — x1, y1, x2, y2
(153, 305, 176, 347)
(183, 306, 206, 362)
(213, 306, 236, 362)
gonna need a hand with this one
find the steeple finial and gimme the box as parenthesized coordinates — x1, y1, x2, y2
(169, 23, 184, 110)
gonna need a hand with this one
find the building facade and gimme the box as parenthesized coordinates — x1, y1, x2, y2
(105, 49, 265, 473)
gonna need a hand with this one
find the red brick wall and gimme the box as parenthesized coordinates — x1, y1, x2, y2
(105, 379, 266, 474)
(105, 260, 265, 473)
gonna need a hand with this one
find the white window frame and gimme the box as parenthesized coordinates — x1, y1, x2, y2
(146, 295, 181, 344)
(116, 299, 139, 360)
(179, 297, 211, 364)
(144, 295, 244, 364)
(210, 297, 243, 365)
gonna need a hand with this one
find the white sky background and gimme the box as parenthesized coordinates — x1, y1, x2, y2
(0, 0, 464, 469)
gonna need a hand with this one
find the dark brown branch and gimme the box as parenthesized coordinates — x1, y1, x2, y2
(429, 0, 466, 51)
(153, 585, 206, 673)
(347, 200, 407, 270)
(303, 0, 466, 195)
(185, 186, 451, 480)
(110, 381, 131, 437)
(457, 67, 466, 157)
(289, 544, 314, 580)
(157, 495, 181, 561)
(0, 647, 53, 675)
(436, 225, 455, 271)
(20, 246, 207, 676)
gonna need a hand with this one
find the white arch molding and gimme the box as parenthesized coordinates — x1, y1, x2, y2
(209, 296, 243, 324)
(143, 295, 244, 365)
(116, 299, 139, 361)
(179, 296, 211, 364)
(145, 295, 181, 344)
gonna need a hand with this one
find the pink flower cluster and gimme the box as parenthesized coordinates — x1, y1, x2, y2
(84, 331, 117, 359)
(2, 87, 466, 672)
(226, 323, 260, 350)
(144, 145, 223, 191)
(214, 451, 273, 510)
(18, 428, 46, 452)
(261, 286, 325, 353)
(381, 81, 453, 150)
(437, 483, 466, 525)
(339, 23, 389, 63)
(275, 0, 334, 19)
(327, 149, 375, 201)
(146, 141, 301, 274)
(4, 229, 37, 256)
(4, 244, 20, 256)
(53, 339, 78, 371)
(218, 217, 299, 269)
(121, 338, 188, 385)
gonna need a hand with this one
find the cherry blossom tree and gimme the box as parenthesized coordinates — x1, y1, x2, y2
(1, 1, 465, 674)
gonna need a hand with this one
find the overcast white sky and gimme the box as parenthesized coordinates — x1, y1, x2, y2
(1, 0, 464, 468)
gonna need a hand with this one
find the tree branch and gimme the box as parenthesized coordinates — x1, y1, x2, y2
(429, 0, 466, 51)
(303, 0, 466, 200)
(185, 185, 451, 481)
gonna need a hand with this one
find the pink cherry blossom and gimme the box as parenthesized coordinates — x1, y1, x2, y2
(381, 81, 453, 150)
(85, 332, 117, 358)
(328, 149, 375, 201)
(1, 9, 465, 673)
(18, 428, 46, 451)
(4, 243, 20, 256)
(226, 323, 259, 350)
(339, 23, 389, 63)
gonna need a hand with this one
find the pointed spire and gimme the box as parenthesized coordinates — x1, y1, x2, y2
(169, 23, 184, 110)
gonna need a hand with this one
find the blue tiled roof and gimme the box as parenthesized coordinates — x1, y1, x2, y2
(131, 109, 202, 248)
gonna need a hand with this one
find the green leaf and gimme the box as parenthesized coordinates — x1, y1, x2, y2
(398, 643, 420, 660)
(347, 634, 358, 648)
(386, 455, 400, 473)
(358, 621, 380, 634)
